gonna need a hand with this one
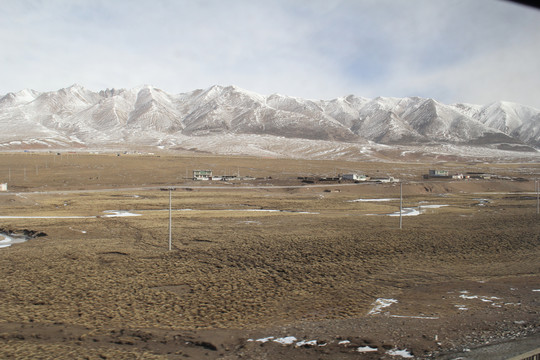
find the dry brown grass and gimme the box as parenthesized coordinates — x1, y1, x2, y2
(0, 152, 538, 358)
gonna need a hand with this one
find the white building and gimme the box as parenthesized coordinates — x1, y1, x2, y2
(0, 183, 7, 191)
(342, 174, 368, 181)
(370, 177, 399, 183)
(193, 170, 212, 180)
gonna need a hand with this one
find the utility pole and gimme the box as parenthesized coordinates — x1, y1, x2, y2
(169, 189, 172, 250)
(161, 187, 176, 250)
(399, 182, 403, 229)
(534, 179, 540, 215)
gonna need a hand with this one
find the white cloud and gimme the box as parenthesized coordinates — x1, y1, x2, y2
(1, 0, 540, 108)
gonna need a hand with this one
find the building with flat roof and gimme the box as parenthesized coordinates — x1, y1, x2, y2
(429, 169, 449, 177)
(342, 173, 368, 181)
(193, 170, 212, 180)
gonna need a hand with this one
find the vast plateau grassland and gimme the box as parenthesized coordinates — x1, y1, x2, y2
(0, 152, 538, 359)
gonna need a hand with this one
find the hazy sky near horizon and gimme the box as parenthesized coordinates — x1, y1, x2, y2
(1, 0, 540, 108)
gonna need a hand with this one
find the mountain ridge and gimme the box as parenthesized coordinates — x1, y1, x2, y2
(0, 84, 539, 159)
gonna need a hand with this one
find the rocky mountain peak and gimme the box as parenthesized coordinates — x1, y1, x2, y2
(0, 84, 538, 154)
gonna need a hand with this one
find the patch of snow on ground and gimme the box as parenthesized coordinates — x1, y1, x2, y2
(348, 198, 397, 202)
(273, 336, 297, 345)
(0, 234, 29, 248)
(459, 294, 500, 302)
(248, 337, 364, 348)
(368, 298, 398, 315)
(387, 205, 448, 216)
(420, 204, 449, 210)
(0, 236, 13, 248)
(295, 340, 317, 347)
(386, 348, 414, 358)
(458, 293, 509, 308)
(247, 336, 273, 343)
(102, 210, 141, 217)
(357, 346, 378, 353)
(388, 208, 420, 216)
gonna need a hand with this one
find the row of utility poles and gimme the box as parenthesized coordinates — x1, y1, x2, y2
(160, 179, 538, 250)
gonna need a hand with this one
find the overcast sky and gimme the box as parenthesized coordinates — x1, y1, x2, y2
(1, 0, 540, 108)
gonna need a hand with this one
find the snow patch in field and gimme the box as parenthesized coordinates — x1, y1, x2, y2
(0, 234, 29, 248)
(102, 210, 141, 217)
(247, 336, 273, 343)
(420, 204, 449, 209)
(357, 346, 378, 352)
(388, 205, 448, 216)
(387, 348, 414, 358)
(459, 294, 500, 302)
(273, 336, 297, 345)
(247, 336, 383, 351)
(388, 208, 420, 216)
(368, 298, 398, 315)
(295, 339, 317, 347)
(0, 236, 13, 248)
(456, 292, 512, 308)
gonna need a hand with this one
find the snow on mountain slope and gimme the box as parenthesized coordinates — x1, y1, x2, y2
(0, 89, 40, 107)
(181, 85, 264, 135)
(0, 84, 538, 158)
(472, 101, 540, 147)
(180, 86, 357, 141)
(399, 98, 508, 143)
(127, 86, 183, 133)
(349, 97, 418, 143)
(318, 95, 369, 129)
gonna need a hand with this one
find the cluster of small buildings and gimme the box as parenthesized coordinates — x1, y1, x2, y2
(192, 169, 399, 183)
(424, 169, 465, 180)
(423, 170, 517, 181)
(192, 170, 255, 181)
(298, 173, 399, 183)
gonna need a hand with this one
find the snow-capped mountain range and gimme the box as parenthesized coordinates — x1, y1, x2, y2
(1, 84, 539, 159)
